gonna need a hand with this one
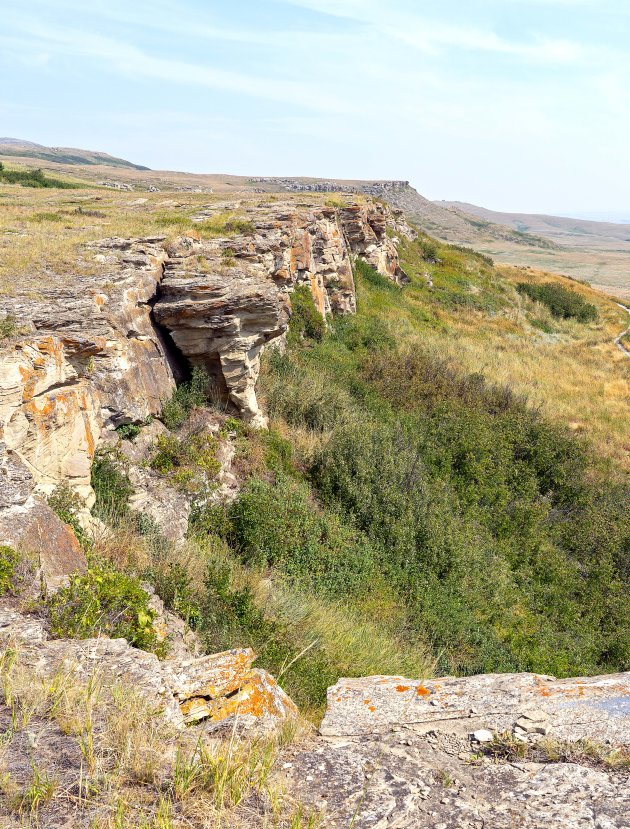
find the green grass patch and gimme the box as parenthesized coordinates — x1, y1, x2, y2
(0, 546, 20, 595)
(160, 367, 210, 430)
(90, 449, 134, 526)
(288, 284, 326, 345)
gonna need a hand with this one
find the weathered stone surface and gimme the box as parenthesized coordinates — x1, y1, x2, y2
(282, 671, 630, 828)
(285, 734, 630, 829)
(0, 444, 86, 588)
(169, 647, 297, 729)
(0, 498, 86, 589)
(0, 606, 296, 732)
(321, 672, 630, 744)
(0, 237, 176, 530)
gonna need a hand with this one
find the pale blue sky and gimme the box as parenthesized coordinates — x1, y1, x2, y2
(2, 0, 629, 214)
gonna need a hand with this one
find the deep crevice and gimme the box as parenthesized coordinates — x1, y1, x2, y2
(147, 278, 191, 385)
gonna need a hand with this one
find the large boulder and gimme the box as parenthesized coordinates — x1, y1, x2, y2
(0, 607, 297, 733)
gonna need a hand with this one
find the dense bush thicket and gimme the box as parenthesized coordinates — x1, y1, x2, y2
(0, 163, 79, 189)
(517, 282, 598, 322)
(233, 260, 628, 680)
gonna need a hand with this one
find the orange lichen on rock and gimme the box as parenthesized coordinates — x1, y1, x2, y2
(171, 648, 297, 728)
(416, 685, 431, 697)
(395, 685, 410, 693)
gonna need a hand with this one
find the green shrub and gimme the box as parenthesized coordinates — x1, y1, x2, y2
(115, 423, 141, 440)
(0, 315, 18, 340)
(0, 166, 79, 189)
(160, 367, 210, 430)
(90, 449, 134, 526)
(517, 282, 598, 322)
(188, 501, 233, 539)
(146, 560, 202, 629)
(417, 236, 439, 262)
(150, 431, 220, 493)
(229, 475, 376, 597)
(47, 485, 91, 549)
(288, 285, 326, 344)
(261, 292, 628, 677)
(354, 258, 400, 292)
(46, 561, 163, 654)
(0, 546, 20, 595)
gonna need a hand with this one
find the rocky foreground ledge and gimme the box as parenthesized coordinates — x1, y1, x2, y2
(1, 599, 628, 827)
(284, 671, 630, 828)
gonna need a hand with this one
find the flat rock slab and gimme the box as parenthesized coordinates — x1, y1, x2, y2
(285, 731, 630, 829)
(321, 672, 630, 743)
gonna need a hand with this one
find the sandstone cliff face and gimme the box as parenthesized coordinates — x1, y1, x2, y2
(0, 195, 407, 539)
(153, 197, 409, 426)
(0, 237, 174, 509)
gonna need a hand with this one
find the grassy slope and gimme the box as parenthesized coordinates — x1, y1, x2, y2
(181, 237, 629, 713)
(4, 179, 628, 715)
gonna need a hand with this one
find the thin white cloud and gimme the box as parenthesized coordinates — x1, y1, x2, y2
(281, 0, 589, 64)
(1, 15, 354, 115)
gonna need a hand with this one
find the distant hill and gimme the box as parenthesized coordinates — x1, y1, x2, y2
(0, 138, 150, 171)
(437, 201, 630, 247)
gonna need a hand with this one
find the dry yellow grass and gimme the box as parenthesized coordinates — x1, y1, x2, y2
(389, 262, 630, 470)
(0, 648, 320, 828)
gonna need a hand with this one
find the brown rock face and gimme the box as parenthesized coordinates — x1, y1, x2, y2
(153, 197, 407, 425)
(0, 445, 86, 588)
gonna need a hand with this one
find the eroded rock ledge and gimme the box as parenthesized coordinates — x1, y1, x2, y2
(284, 672, 630, 828)
(153, 197, 411, 426)
(0, 195, 410, 549)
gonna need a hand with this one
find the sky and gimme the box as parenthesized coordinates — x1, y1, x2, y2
(2, 0, 630, 215)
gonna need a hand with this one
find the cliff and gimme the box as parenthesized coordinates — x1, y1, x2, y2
(0, 184, 628, 829)
(0, 195, 409, 567)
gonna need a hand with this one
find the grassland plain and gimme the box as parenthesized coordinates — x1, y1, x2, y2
(1, 171, 629, 718)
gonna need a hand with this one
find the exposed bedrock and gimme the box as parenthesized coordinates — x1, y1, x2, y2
(0, 195, 407, 556)
(153, 197, 409, 426)
(284, 671, 630, 828)
(0, 237, 176, 556)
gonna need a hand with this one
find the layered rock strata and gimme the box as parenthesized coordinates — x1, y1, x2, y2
(0, 194, 406, 560)
(153, 198, 409, 426)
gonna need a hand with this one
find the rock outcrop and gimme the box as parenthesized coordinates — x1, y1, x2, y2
(0, 193, 408, 541)
(153, 197, 408, 426)
(321, 672, 630, 743)
(0, 605, 297, 732)
(283, 671, 630, 828)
